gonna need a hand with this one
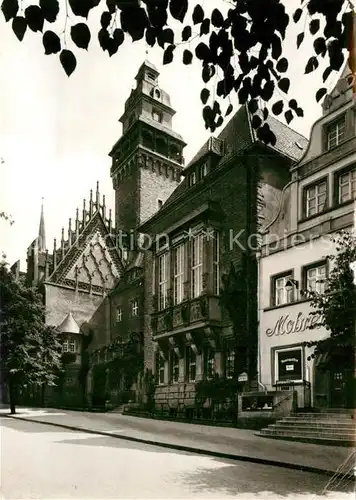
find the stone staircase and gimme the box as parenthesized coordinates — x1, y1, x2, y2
(109, 404, 128, 414)
(258, 409, 356, 446)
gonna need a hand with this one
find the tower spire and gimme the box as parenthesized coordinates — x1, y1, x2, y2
(38, 197, 46, 252)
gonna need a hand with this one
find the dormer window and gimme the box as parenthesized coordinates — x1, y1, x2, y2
(152, 109, 162, 123)
(326, 116, 345, 150)
(188, 171, 196, 187)
(200, 162, 208, 179)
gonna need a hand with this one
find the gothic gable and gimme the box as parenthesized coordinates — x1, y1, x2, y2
(48, 212, 123, 295)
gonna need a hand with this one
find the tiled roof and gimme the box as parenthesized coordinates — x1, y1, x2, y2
(148, 104, 308, 218)
(57, 312, 80, 334)
(139, 116, 186, 143)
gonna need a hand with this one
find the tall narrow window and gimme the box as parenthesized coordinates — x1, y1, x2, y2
(205, 347, 215, 379)
(305, 263, 326, 294)
(186, 346, 196, 382)
(338, 169, 356, 204)
(225, 349, 235, 379)
(173, 244, 184, 304)
(62, 340, 69, 353)
(327, 117, 345, 150)
(188, 172, 196, 187)
(191, 234, 203, 298)
(131, 299, 139, 317)
(305, 180, 327, 217)
(170, 351, 179, 383)
(158, 252, 169, 310)
(213, 231, 220, 295)
(273, 273, 293, 306)
(116, 307, 122, 322)
(200, 162, 208, 179)
(156, 353, 165, 385)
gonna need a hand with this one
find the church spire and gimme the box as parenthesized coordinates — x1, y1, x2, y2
(38, 197, 46, 252)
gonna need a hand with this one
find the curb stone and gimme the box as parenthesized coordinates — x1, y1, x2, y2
(5, 414, 354, 480)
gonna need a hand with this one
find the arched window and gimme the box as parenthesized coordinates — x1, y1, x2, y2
(156, 136, 168, 156)
(142, 129, 154, 150)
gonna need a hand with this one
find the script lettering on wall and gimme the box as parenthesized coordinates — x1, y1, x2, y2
(265, 311, 322, 337)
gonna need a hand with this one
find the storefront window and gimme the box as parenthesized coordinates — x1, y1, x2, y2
(276, 348, 302, 382)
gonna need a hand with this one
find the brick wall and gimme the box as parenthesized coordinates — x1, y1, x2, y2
(115, 168, 140, 231)
(139, 168, 179, 225)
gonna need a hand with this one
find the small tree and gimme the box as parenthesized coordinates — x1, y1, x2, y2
(0, 261, 63, 414)
(304, 231, 356, 359)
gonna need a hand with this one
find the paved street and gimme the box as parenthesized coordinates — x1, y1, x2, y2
(1, 417, 354, 499)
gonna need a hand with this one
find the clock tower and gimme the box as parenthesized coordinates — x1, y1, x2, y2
(109, 60, 186, 235)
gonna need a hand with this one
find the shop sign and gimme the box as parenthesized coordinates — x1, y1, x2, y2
(265, 311, 322, 337)
(277, 349, 302, 381)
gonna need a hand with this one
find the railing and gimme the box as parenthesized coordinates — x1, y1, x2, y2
(152, 295, 221, 335)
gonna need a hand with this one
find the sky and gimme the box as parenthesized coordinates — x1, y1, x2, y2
(0, 0, 346, 269)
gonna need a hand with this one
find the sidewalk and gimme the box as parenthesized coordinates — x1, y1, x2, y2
(3, 407, 355, 476)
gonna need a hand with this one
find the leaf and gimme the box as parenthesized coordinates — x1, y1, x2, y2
(293, 8, 302, 23)
(323, 66, 332, 82)
(225, 104, 233, 116)
(271, 100, 284, 116)
(71, 23, 91, 50)
(121, 7, 148, 41)
(59, 49, 77, 76)
(183, 49, 192, 65)
(42, 30, 61, 54)
(1, 0, 18, 22)
(113, 28, 124, 48)
(195, 42, 211, 61)
(313, 37, 326, 55)
(68, 0, 99, 18)
(289, 99, 298, 110)
(40, 0, 59, 23)
(276, 57, 288, 73)
(101, 11, 111, 29)
(251, 115, 262, 129)
(200, 88, 210, 104)
(24, 5, 44, 32)
(182, 25, 191, 41)
(162, 28, 174, 45)
(200, 18, 210, 36)
(316, 87, 327, 102)
(12, 16, 26, 41)
(309, 18, 320, 35)
(145, 26, 156, 46)
(305, 56, 318, 74)
(278, 77, 290, 94)
(106, 0, 116, 14)
(169, 0, 188, 23)
(297, 32, 304, 48)
(284, 109, 293, 124)
(192, 4, 204, 24)
(163, 44, 175, 65)
(263, 107, 269, 120)
(211, 8, 224, 27)
(248, 99, 258, 114)
(98, 27, 110, 51)
(295, 107, 304, 117)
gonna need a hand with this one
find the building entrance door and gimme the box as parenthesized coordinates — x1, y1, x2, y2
(329, 369, 354, 408)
